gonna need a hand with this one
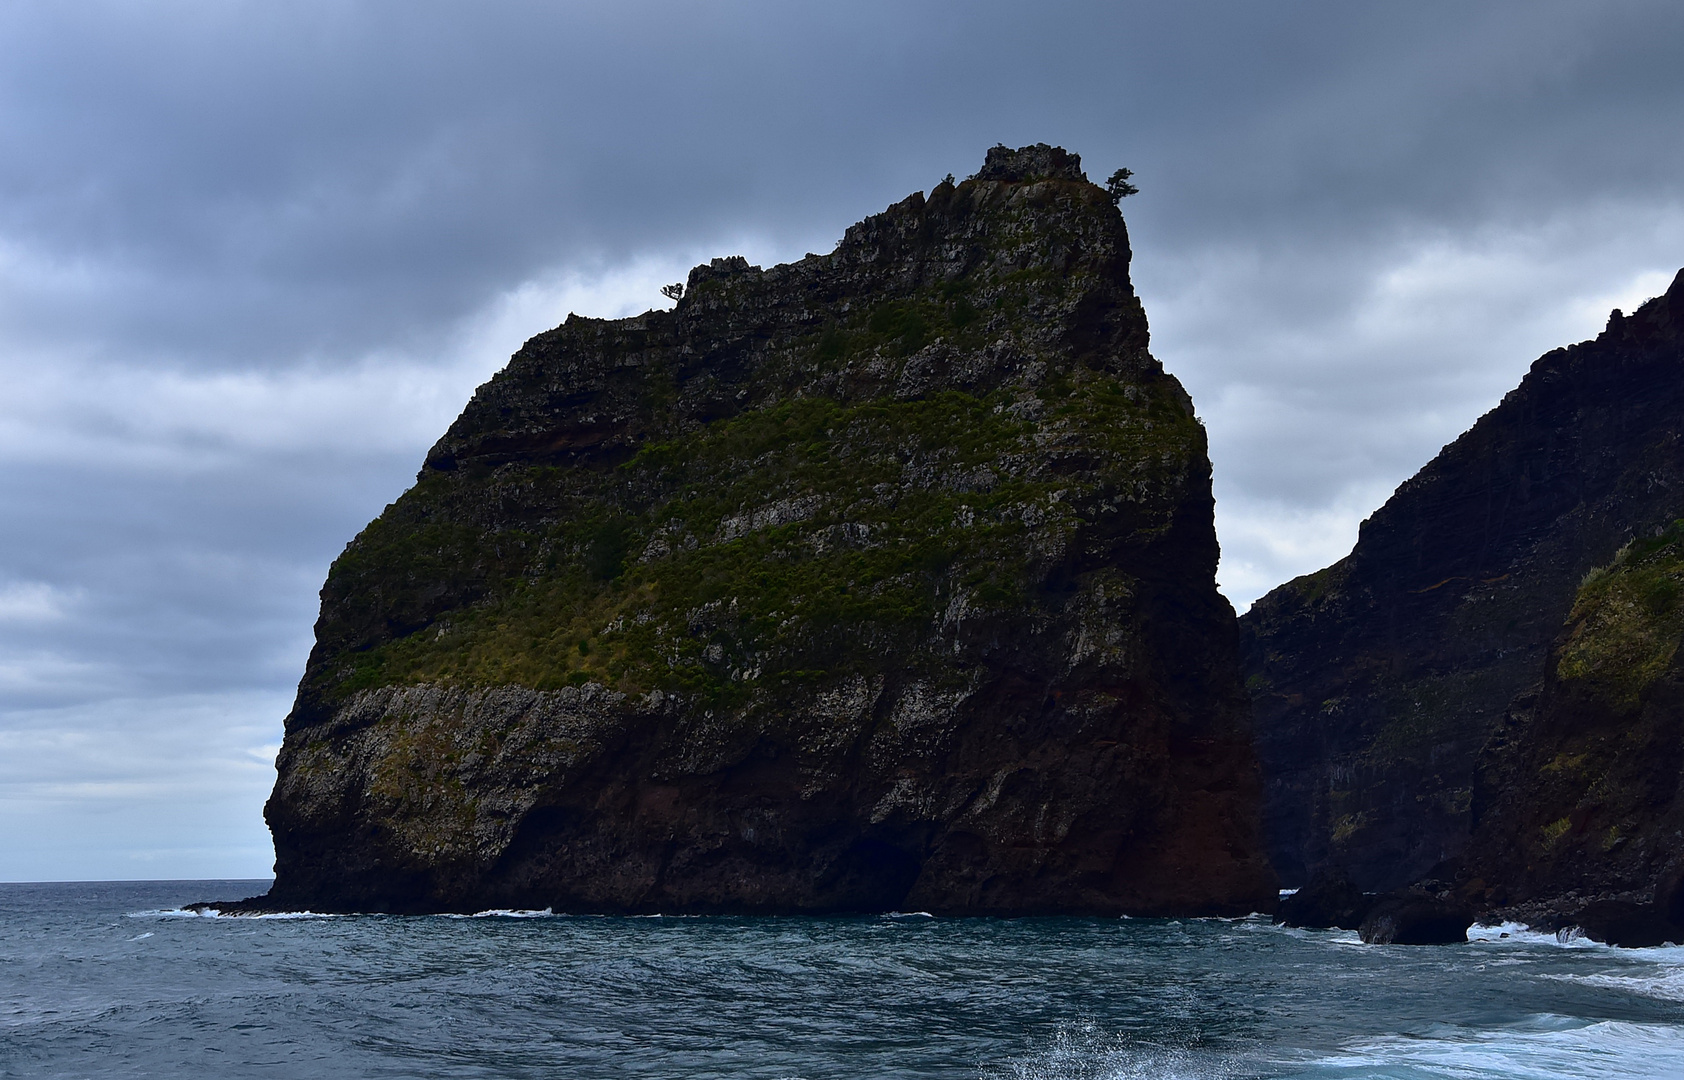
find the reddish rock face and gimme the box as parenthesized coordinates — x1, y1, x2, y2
(1242, 268, 1684, 895)
(246, 145, 1276, 917)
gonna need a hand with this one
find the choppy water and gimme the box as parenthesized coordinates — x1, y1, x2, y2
(3, 881, 1683, 1078)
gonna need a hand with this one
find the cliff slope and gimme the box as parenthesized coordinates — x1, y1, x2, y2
(1462, 518, 1684, 925)
(1240, 268, 1684, 891)
(253, 145, 1276, 915)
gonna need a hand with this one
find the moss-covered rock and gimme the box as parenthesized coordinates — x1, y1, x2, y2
(1557, 524, 1684, 705)
(251, 144, 1276, 916)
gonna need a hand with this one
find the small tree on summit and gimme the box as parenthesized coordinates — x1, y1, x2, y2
(661, 282, 684, 302)
(1105, 168, 1139, 202)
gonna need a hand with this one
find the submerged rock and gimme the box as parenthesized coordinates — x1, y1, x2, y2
(1559, 900, 1682, 948)
(248, 144, 1277, 916)
(1358, 892, 1472, 945)
(1275, 865, 1373, 930)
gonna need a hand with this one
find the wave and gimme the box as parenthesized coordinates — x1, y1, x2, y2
(131, 906, 946, 921)
(1547, 969, 1684, 1003)
(1291, 1015, 1684, 1079)
(1543, 937, 1684, 1002)
(127, 907, 348, 920)
(981, 1020, 1245, 1080)
(1467, 921, 1590, 947)
(1470, 921, 1684, 957)
(992, 1013, 1684, 1080)
(442, 908, 557, 919)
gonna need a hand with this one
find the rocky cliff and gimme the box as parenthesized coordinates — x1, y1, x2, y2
(1240, 268, 1684, 894)
(247, 144, 1276, 916)
(1461, 518, 1684, 933)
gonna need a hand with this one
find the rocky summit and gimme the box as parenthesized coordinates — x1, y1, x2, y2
(245, 144, 1277, 916)
(1241, 269, 1684, 910)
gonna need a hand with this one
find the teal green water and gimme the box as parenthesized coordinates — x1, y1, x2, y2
(3, 880, 1682, 1078)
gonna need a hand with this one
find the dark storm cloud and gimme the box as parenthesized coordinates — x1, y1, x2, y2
(6, 0, 1670, 366)
(2, 0, 1682, 878)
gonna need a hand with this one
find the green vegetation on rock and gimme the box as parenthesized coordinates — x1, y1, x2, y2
(1558, 520, 1684, 706)
(328, 378, 1200, 714)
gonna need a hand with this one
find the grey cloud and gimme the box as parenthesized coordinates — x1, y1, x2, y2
(3, 1, 1668, 363)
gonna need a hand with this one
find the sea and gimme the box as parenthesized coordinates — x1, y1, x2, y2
(3, 881, 1683, 1079)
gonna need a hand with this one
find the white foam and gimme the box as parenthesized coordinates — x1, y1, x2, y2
(1301, 1017, 1684, 1079)
(982, 1019, 1243, 1080)
(448, 908, 556, 919)
(136, 905, 565, 920)
(128, 906, 348, 919)
(1243, 919, 1362, 944)
(1548, 969, 1684, 1003)
(1543, 943, 1684, 1004)
(882, 911, 934, 919)
(1468, 921, 1684, 955)
(1466, 921, 1586, 947)
(127, 907, 228, 918)
(126, 908, 186, 918)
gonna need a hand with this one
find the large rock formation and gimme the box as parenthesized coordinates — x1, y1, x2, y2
(247, 145, 1277, 916)
(1461, 518, 1684, 933)
(1240, 268, 1684, 894)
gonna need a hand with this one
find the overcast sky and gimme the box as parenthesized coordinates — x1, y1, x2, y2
(3, 0, 1682, 882)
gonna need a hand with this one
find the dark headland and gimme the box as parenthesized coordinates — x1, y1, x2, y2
(206, 145, 1684, 945)
(213, 144, 1277, 917)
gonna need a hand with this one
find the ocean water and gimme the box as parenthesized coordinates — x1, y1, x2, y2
(3, 881, 1683, 1079)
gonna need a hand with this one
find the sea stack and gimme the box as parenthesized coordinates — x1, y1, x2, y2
(246, 144, 1276, 916)
(1241, 268, 1684, 907)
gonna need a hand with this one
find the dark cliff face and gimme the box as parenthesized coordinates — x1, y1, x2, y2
(1463, 521, 1684, 917)
(259, 144, 1277, 916)
(1240, 268, 1684, 891)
